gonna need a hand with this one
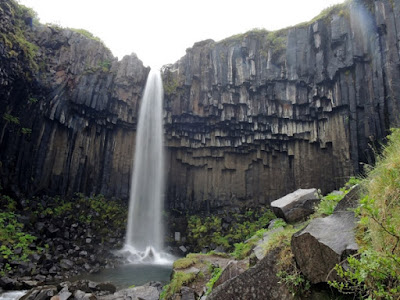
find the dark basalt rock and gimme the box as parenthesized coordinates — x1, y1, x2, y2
(271, 188, 320, 223)
(291, 211, 359, 284)
(0, 0, 400, 214)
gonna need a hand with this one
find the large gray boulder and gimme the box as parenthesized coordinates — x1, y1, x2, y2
(207, 248, 294, 300)
(291, 211, 358, 284)
(271, 188, 320, 223)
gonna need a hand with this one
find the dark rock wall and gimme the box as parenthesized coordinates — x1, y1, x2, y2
(1, 0, 400, 212)
(162, 0, 400, 212)
(0, 0, 148, 199)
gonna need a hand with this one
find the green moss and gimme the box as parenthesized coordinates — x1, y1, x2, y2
(173, 256, 198, 269)
(70, 28, 102, 43)
(160, 271, 197, 299)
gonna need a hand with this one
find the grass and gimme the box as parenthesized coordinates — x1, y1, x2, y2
(173, 254, 198, 269)
(160, 271, 197, 299)
(329, 128, 400, 299)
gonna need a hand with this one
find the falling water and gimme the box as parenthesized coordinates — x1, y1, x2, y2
(121, 69, 170, 264)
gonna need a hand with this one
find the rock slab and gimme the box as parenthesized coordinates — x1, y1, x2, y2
(291, 211, 359, 284)
(271, 188, 320, 223)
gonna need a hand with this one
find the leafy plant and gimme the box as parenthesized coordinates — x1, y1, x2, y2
(21, 127, 32, 135)
(205, 266, 222, 295)
(3, 113, 20, 124)
(187, 208, 275, 252)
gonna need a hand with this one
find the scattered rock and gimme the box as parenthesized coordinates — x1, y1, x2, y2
(207, 248, 294, 300)
(180, 286, 196, 300)
(334, 184, 361, 213)
(20, 285, 58, 300)
(98, 285, 160, 300)
(271, 188, 320, 223)
(213, 261, 247, 289)
(179, 246, 188, 253)
(291, 211, 359, 283)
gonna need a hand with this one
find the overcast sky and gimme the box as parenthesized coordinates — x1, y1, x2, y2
(18, 0, 343, 67)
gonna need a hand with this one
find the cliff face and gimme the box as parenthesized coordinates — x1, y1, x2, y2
(162, 0, 400, 212)
(0, 1, 148, 199)
(1, 0, 400, 212)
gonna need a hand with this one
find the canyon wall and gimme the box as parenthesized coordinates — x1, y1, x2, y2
(0, 1, 148, 199)
(162, 0, 400, 212)
(1, 0, 400, 213)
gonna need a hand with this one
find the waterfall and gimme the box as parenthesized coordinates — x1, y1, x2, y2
(122, 69, 170, 264)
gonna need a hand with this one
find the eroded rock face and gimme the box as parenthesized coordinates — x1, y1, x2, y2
(162, 0, 400, 212)
(1, 0, 400, 213)
(0, 0, 148, 199)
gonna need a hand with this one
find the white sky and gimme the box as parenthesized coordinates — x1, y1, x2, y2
(18, 0, 343, 67)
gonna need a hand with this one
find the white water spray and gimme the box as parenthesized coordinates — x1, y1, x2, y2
(121, 69, 171, 264)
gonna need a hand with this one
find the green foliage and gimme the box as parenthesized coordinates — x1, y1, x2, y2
(0, 195, 17, 211)
(21, 127, 32, 135)
(187, 208, 275, 252)
(98, 60, 111, 72)
(0, 211, 39, 263)
(205, 266, 222, 295)
(28, 97, 38, 104)
(3, 113, 20, 124)
(330, 250, 400, 299)
(277, 270, 311, 297)
(160, 271, 197, 299)
(314, 177, 361, 217)
(232, 242, 253, 260)
(0, 1, 39, 71)
(329, 128, 400, 299)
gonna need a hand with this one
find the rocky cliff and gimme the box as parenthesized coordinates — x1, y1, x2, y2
(162, 0, 400, 212)
(1, 0, 400, 213)
(0, 0, 148, 199)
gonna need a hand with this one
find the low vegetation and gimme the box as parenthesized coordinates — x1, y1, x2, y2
(187, 208, 275, 252)
(329, 128, 400, 299)
(0, 193, 127, 276)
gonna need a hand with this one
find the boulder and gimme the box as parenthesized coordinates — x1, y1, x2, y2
(180, 287, 196, 300)
(271, 188, 320, 223)
(213, 260, 247, 289)
(207, 248, 294, 300)
(20, 285, 58, 300)
(252, 227, 284, 262)
(291, 211, 358, 284)
(334, 184, 361, 213)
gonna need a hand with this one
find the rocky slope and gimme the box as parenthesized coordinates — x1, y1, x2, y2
(162, 0, 400, 212)
(0, 0, 148, 199)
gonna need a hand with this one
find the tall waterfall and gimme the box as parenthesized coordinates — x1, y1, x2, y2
(123, 69, 168, 263)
